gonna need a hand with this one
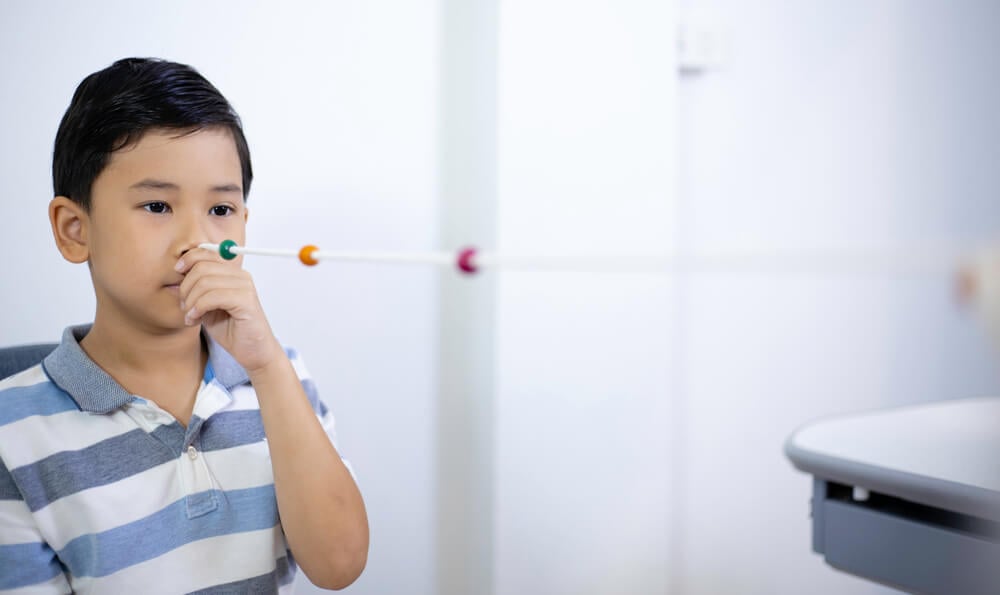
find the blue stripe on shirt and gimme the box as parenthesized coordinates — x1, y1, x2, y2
(150, 420, 188, 454)
(187, 555, 293, 594)
(0, 457, 22, 500)
(0, 381, 79, 427)
(13, 428, 176, 511)
(0, 541, 64, 589)
(301, 378, 320, 412)
(199, 410, 266, 452)
(58, 484, 279, 578)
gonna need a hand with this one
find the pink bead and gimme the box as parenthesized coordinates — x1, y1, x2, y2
(456, 247, 478, 275)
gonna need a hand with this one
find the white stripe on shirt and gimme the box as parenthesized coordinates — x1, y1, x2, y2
(70, 527, 289, 595)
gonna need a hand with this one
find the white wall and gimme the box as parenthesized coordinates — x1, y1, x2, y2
(674, 1, 1000, 593)
(0, 2, 440, 594)
(494, 1, 677, 594)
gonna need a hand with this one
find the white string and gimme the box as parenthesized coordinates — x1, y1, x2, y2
(313, 250, 454, 266)
(198, 242, 967, 276)
(198, 243, 454, 266)
(226, 246, 298, 258)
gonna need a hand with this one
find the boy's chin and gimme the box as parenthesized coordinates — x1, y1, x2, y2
(142, 311, 200, 334)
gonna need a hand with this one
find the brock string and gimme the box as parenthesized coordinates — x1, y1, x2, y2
(198, 240, 968, 277)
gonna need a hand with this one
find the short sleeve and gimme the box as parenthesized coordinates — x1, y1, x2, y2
(284, 347, 357, 481)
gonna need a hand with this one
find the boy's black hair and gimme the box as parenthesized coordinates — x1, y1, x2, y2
(53, 57, 253, 210)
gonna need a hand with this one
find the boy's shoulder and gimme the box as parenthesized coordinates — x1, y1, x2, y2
(0, 363, 48, 390)
(0, 363, 79, 429)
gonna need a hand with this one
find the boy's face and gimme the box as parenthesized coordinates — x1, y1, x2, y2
(83, 127, 247, 333)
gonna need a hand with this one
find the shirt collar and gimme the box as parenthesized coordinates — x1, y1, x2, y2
(42, 324, 249, 414)
(203, 332, 250, 390)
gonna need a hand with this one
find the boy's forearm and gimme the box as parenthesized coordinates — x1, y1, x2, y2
(248, 355, 369, 590)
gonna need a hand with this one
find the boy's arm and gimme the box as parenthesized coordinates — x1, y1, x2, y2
(246, 354, 369, 590)
(177, 252, 369, 590)
(0, 460, 72, 594)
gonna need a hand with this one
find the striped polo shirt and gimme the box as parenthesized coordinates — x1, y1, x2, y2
(0, 324, 348, 594)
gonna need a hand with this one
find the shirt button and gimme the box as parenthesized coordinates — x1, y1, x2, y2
(187, 446, 198, 460)
(144, 412, 157, 422)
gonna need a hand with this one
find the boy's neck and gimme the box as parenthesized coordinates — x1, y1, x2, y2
(80, 317, 208, 424)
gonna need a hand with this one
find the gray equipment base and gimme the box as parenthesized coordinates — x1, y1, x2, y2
(811, 478, 1000, 594)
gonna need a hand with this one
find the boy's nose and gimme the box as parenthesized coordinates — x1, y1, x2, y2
(177, 234, 203, 254)
(176, 214, 211, 257)
(178, 237, 211, 258)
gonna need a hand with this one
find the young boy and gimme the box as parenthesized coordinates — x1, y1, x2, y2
(0, 58, 368, 593)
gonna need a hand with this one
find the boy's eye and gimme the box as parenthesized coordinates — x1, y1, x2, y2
(211, 205, 234, 216)
(143, 202, 169, 214)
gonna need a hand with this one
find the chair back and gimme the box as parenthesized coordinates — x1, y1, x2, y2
(0, 343, 58, 380)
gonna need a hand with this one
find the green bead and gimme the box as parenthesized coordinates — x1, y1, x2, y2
(219, 239, 238, 260)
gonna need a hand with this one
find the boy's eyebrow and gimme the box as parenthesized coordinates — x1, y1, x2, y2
(129, 179, 242, 193)
(130, 179, 179, 191)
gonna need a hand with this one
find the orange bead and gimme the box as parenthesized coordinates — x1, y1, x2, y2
(298, 245, 320, 266)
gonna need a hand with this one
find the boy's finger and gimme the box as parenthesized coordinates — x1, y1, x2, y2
(178, 260, 236, 290)
(175, 244, 241, 273)
(179, 265, 250, 304)
(181, 272, 253, 312)
(184, 288, 251, 326)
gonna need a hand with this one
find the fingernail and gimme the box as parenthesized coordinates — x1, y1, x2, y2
(179, 300, 186, 311)
(174, 259, 185, 272)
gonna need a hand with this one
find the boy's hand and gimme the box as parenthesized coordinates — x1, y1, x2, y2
(175, 248, 283, 373)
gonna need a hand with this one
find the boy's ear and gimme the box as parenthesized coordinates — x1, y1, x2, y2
(49, 196, 90, 264)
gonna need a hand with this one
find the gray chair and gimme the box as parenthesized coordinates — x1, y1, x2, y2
(0, 343, 58, 380)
